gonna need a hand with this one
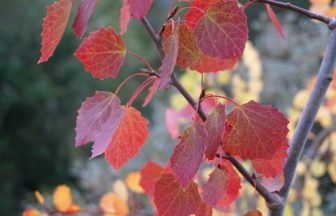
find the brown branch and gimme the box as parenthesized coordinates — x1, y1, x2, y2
(139, 16, 281, 207)
(254, 0, 334, 27)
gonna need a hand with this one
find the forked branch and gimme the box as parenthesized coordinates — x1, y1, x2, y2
(140, 16, 281, 207)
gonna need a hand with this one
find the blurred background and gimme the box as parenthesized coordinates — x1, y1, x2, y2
(1, 0, 336, 215)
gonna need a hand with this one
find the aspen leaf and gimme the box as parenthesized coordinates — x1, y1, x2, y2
(185, 0, 214, 29)
(120, 0, 131, 34)
(72, 0, 97, 38)
(194, 0, 248, 59)
(264, 4, 285, 38)
(163, 23, 236, 72)
(153, 173, 202, 216)
(75, 91, 149, 169)
(128, 0, 154, 19)
(53, 185, 72, 212)
(100, 192, 129, 216)
(216, 161, 241, 207)
(252, 144, 288, 177)
(38, 0, 72, 63)
(22, 208, 42, 216)
(203, 104, 226, 160)
(64, 204, 81, 214)
(125, 172, 144, 193)
(244, 209, 263, 216)
(34, 191, 44, 205)
(74, 27, 127, 80)
(165, 108, 180, 139)
(223, 100, 289, 160)
(140, 161, 165, 197)
(113, 179, 128, 201)
(160, 20, 179, 89)
(170, 122, 207, 187)
(190, 54, 237, 73)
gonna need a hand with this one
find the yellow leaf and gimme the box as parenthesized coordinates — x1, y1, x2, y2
(100, 192, 129, 216)
(34, 191, 44, 205)
(293, 90, 309, 110)
(113, 179, 128, 201)
(53, 185, 72, 212)
(310, 160, 326, 178)
(125, 172, 143, 193)
(22, 208, 42, 216)
(328, 161, 336, 183)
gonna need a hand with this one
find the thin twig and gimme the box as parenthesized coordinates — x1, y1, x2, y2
(140, 16, 280, 206)
(253, 0, 333, 27)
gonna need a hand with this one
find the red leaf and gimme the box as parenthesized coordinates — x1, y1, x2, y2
(190, 54, 237, 73)
(193, 0, 248, 59)
(204, 104, 226, 160)
(185, 0, 213, 29)
(202, 161, 240, 206)
(72, 0, 97, 38)
(160, 21, 179, 89)
(163, 23, 236, 72)
(75, 91, 149, 169)
(264, 4, 285, 39)
(120, 0, 131, 34)
(143, 77, 160, 107)
(223, 100, 289, 160)
(104, 106, 149, 169)
(128, 0, 154, 19)
(164, 24, 201, 69)
(74, 27, 127, 80)
(252, 144, 288, 177)
(244, 209, 263, 216)
(196, 203, 213, 216)
(216, 161, 241, 207)
(170, 122, 206, 187)
(153, 173, 202, 216)
(140, 161, 165, 197)
(38, 0, 72, 63)
(165, 108, 180, 139)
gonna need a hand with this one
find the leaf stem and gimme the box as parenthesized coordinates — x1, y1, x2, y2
(114, 72, 148, 95)
(203, 94, 240, 107)
(127, 50, 156, 73)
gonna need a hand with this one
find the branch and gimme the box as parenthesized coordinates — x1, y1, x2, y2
(254, 0, 333, 27)
(305, 124, 336, 159)
(280, 21, 336, 211)
(140, 16, 281, 207)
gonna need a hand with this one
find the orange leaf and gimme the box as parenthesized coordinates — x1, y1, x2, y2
(244, 209, 263, 216)
(53, 185, 72, 212)
(34, 191, 44, 205)
(100, 192, 129, 216)
(125, 172, 143, 193)
(38, 0, 72, 63)
(22, 208, 42, 216)
(64, 204, 81, 214)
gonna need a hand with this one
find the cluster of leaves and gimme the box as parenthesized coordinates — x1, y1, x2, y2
(22, 172, 148, 216)
(38, 0, 290, 215)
